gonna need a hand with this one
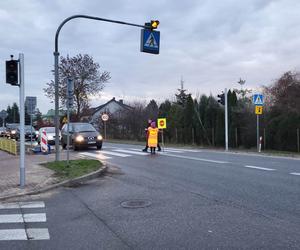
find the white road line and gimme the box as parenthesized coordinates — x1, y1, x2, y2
(100, 151, 131, 157)
(0, 214, 23, 223)
(0, 229, 27, 241)
(244, 165, 275, 171)
(290, 172, 300, 176)
(79, 152, 111, 160)
(0, 203, 19, 209)
(26, 228, 50, 240)
(19, 201, 45, 209)
(23, 213, 46, 223)
(162, 153, 229, 164)
(114, 149, 148, 156)
(0, 201, 45, 210)
(166, 148, 201, 153)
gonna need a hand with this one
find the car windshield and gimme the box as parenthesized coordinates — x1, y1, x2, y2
(43, 127, 55, 133)
(73, 124, 96, 132)
(25, 126, 35, 131)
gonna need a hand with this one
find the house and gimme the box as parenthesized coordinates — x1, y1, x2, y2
(83, 97, 133, 124)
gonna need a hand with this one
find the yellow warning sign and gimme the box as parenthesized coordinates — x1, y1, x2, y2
(157, 118, 167, 129)
(255, 106, 263, 115)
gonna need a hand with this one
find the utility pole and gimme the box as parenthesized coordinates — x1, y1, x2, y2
(225, 88, 228, 151)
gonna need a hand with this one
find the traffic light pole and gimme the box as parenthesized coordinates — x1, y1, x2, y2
(54, 15, 153, 161)
(19, 53, 25, 188)
(225, 88, 228, 151)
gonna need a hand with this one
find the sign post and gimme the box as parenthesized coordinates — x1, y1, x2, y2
(101, 113, 109, 140)
(253, 94, 264, 152)
(0, 110, 8, 128)
(157, 118, 167, 152)
(19, 54, 25, 188)
(66, 78, 74, 165)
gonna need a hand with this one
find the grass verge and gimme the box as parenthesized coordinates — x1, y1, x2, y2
(42, 159, 102, 180)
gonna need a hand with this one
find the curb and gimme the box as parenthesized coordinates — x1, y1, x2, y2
(0, 164, 108, 202)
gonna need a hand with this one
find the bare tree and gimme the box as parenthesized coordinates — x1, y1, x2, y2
(44, 54, 110, 119)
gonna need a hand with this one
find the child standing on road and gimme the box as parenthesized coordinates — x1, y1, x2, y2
(147, 121, 159, 154)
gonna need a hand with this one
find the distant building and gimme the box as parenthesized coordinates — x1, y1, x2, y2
(83, 97, 132, 124)
(42, 109, 66, 124)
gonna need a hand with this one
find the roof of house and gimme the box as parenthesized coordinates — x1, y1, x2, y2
(91, 97, 132, 116)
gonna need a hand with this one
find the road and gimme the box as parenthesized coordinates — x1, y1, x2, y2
(0, 142, 299, 249)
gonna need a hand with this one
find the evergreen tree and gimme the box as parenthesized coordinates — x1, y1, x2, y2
(183, 94, 194, 143)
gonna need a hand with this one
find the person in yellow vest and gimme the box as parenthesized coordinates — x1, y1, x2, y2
(147, 121, 159, 154)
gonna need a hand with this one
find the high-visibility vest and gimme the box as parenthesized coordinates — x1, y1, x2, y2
(147, 127, 159, 147)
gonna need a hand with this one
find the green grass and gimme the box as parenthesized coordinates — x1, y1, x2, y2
(42, 159, 102, 180)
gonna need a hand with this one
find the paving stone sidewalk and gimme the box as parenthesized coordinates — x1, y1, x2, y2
(0, 150, 78, 199)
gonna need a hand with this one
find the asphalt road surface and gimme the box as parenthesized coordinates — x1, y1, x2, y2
(0, 142, 299, 249)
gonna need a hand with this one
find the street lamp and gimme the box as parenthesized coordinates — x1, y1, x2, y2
(54, 15, 158, 161)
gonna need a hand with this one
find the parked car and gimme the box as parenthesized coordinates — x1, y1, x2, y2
(61, 123, 103, 150)
(16, 125, 38, 141)
(0, 127, 7, 137)
(6, 123, 19, 139)
(37, 127, 61, 145)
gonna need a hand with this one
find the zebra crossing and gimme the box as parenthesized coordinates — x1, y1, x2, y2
(78, 147, 193, 160)
(0, 201, 49, 241)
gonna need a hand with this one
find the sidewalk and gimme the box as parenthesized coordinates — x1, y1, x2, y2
(0, 150, 78, 200)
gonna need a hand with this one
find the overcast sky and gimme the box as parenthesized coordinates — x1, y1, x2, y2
(1, 0, 300, 113)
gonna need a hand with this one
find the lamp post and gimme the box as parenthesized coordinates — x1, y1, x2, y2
(54, 15, 158, 161)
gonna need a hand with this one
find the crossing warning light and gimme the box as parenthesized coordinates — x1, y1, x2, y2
(151, 20, 159, 29)
(6, 58, 18, 85)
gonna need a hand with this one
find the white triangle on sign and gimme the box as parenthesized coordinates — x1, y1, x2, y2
(144, 33, 158, 48)
(255, 95, 263, 104)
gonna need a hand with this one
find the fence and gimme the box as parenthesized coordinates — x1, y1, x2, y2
(0, 138, 17, 155)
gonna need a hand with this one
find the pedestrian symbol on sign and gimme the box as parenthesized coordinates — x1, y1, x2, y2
(145, 33, 158, 48)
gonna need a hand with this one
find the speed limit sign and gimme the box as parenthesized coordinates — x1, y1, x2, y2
(101, 114, 109, 121)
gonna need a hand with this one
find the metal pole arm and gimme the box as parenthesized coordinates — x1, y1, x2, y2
(55, 15, 147, 52)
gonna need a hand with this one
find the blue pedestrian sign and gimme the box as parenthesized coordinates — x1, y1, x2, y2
(253, 94, 264, 106)
(140, 29, 160, 54)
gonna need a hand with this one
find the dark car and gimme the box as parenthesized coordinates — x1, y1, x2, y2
(16, 125, 38, 141)
(61, 123, 103, 150)
(0, 127, 7, 137)
(6, 123, 19, 139)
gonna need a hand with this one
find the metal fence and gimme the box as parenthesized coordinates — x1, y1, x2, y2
(0, 138, 17, 155)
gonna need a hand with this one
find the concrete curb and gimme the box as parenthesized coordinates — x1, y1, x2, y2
(0, 164, 108, 202)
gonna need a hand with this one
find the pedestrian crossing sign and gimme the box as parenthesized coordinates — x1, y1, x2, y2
(255, 106, 263, 115)
(253, 94, 264, 106)
(141, 29, 160, 54)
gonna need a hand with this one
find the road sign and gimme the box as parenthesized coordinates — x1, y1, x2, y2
(157, 118, 167, 129)
(101, 114, 109, 121)
(25, 96, 37, 114)
(140, 29, 160, 54)
(253, 94, 264, 106)
(255, 106, 263, 115)
(62, 117, 68, 123)
(0, 110, 8, 119)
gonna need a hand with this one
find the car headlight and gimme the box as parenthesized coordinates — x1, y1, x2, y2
(35, 131, 39, 135)
(48, 135, 54, 140)
(97, 135, 103, 140)
(11, 130, 16, 134)
(75, 135, 84, 142)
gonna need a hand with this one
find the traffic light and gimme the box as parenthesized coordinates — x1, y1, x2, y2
(6, 59, 18, 85)
(145, 20, 160, 30)
(217, 93, 225, 105)
(151, 20, 159, 29)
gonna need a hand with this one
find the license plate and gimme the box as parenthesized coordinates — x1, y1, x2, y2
(87, 141, 95, 144)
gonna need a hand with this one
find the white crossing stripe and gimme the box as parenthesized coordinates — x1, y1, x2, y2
(20, 201, 45, 209)
(79, 152, 111, 160)
(26, 228, 50, 240)
(0, 214, 23, 223)
(290, 172, 300, 176)
(114, 149, 148, 156)
(23, 213, 47, 223)
(166, 148, 201, 153)
(100, 151, 131, 157)
(0, 229, 27, 241)
(162, 153, 229, 164)
(0, 201, 45, 210)
(244, 165, 275, 171)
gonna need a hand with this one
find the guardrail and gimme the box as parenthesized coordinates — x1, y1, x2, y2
(0, 138, 17, 155)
